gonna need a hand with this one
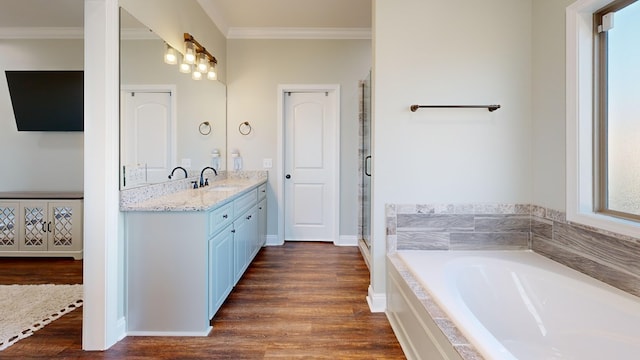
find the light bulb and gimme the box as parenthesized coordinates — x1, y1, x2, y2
(207, 62, 217, 80)
(164, 43, 177, 65)
(197, 53, 209, 73)
(184, 40, 196, 64)
(192, 70, 202, 80)
(179, 58, 191, 73)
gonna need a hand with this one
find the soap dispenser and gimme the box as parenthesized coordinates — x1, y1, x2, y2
(231, 150, 243, 171)
(211, 149, 220, 171)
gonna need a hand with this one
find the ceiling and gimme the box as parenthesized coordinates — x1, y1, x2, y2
(0, 0, 83, 28)
(198, 0, 371, 35)
(0, 0, 371, 38)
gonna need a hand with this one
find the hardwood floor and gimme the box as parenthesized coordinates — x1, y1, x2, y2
(1, 242, 405, 359)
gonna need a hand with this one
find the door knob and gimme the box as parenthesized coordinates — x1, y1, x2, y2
(285, 174, 291, 179)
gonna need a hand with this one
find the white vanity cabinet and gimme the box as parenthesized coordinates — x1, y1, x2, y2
(126, 182, 266, 336)
(0, 196, 83, 259)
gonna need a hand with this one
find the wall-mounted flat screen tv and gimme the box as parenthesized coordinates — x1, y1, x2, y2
(5, 70, 83, 131)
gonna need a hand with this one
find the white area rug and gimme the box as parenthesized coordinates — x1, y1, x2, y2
(0, 284, 83, 350)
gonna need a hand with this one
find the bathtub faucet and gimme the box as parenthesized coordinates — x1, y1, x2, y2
(199, 166, 218, 187)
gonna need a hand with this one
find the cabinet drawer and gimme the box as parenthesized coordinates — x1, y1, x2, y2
(208, 202, 234, 237)
(258, 183, 267, 200)
(234, 189, 257, 217)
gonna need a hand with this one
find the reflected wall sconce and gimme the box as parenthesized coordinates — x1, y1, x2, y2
(164, 33, 218, 81)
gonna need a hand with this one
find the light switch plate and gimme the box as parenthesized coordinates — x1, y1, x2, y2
(263, 158, 273, 169)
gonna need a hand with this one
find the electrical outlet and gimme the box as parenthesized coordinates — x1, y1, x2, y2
(263, 158, 273, 169)
(181, 158, 192, 168)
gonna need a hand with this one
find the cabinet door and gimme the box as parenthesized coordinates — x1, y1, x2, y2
(234, 206, 258, 285)
(209, 224, 234, 318)
(0, 201, 20, 251)
(48, 201, 83, 252)
(233, 217, 246, 285)
(257, 198, 267, 249)
(19, 201, 48, 251)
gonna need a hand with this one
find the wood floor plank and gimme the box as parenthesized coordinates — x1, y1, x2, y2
(0, 242, 405, 359)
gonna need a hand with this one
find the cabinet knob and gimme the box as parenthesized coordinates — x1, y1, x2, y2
(223, 214, 228, 219)
(246, 215, 252, 220)
(231, 229, 236, 233)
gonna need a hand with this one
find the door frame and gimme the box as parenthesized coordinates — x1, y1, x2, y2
(276, 84, 341, 245)
(120, 84, 177, 187)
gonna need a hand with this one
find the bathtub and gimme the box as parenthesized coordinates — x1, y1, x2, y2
(386, 250, 640, 360)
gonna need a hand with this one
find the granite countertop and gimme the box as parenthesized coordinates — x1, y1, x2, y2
(0, 191, 84, 200)
(121, 176, 266, 212)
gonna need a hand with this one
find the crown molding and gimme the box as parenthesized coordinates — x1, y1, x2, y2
(0, 27, 83, 39)
(227, 27, 371, 40)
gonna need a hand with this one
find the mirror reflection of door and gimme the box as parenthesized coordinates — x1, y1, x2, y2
(121, 89, 175, 187)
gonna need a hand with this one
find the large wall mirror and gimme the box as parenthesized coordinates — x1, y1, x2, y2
(119, 8, 226, 189)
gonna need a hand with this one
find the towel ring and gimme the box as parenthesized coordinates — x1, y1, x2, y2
(239, 121, 252, 135)
(199, 121, 211, 135)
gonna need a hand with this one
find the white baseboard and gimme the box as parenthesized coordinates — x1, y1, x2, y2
(266, 235, 357, 246)
(366, 285, 386, 312)
(335, 235, 358, 246)
(265, 235, 283, 246)
(116, 317, 127, 341)
(127, 327, 212, 337)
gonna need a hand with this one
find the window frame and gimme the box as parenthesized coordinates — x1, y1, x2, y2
(594, 0, 640, 221)
(566, 0, 640, 238)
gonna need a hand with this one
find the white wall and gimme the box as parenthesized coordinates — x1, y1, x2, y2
(531, 0, 574, 211)
(0, 39, 84, 192)
(120, 39, 227, 173)
(371, 0, 532, 296)
(226, 39, 372, 237)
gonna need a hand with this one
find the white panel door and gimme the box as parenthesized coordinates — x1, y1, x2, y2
(284, 92, 337, 241)
(122, 91, 173, 185)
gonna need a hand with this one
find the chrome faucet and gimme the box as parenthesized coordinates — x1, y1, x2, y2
(199, 167, 218, 187)
(168, 166, 188, 179)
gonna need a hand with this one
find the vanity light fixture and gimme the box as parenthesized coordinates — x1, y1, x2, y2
(165, 33, 218, 81)
(177, 33, 218, 81)
(164, 43, 178, 65)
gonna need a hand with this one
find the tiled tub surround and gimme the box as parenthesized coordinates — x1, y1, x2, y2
(386, 203, 640, 360)
(387, 203, 640, 297)
(120, 170, 267, 211)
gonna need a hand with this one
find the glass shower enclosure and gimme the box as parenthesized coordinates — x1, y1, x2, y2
(359, 72, 372, 248)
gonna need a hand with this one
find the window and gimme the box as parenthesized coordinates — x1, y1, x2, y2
(594, 0, 640, 220)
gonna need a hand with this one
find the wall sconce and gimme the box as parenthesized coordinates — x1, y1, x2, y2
(165, 33, 218, 81)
